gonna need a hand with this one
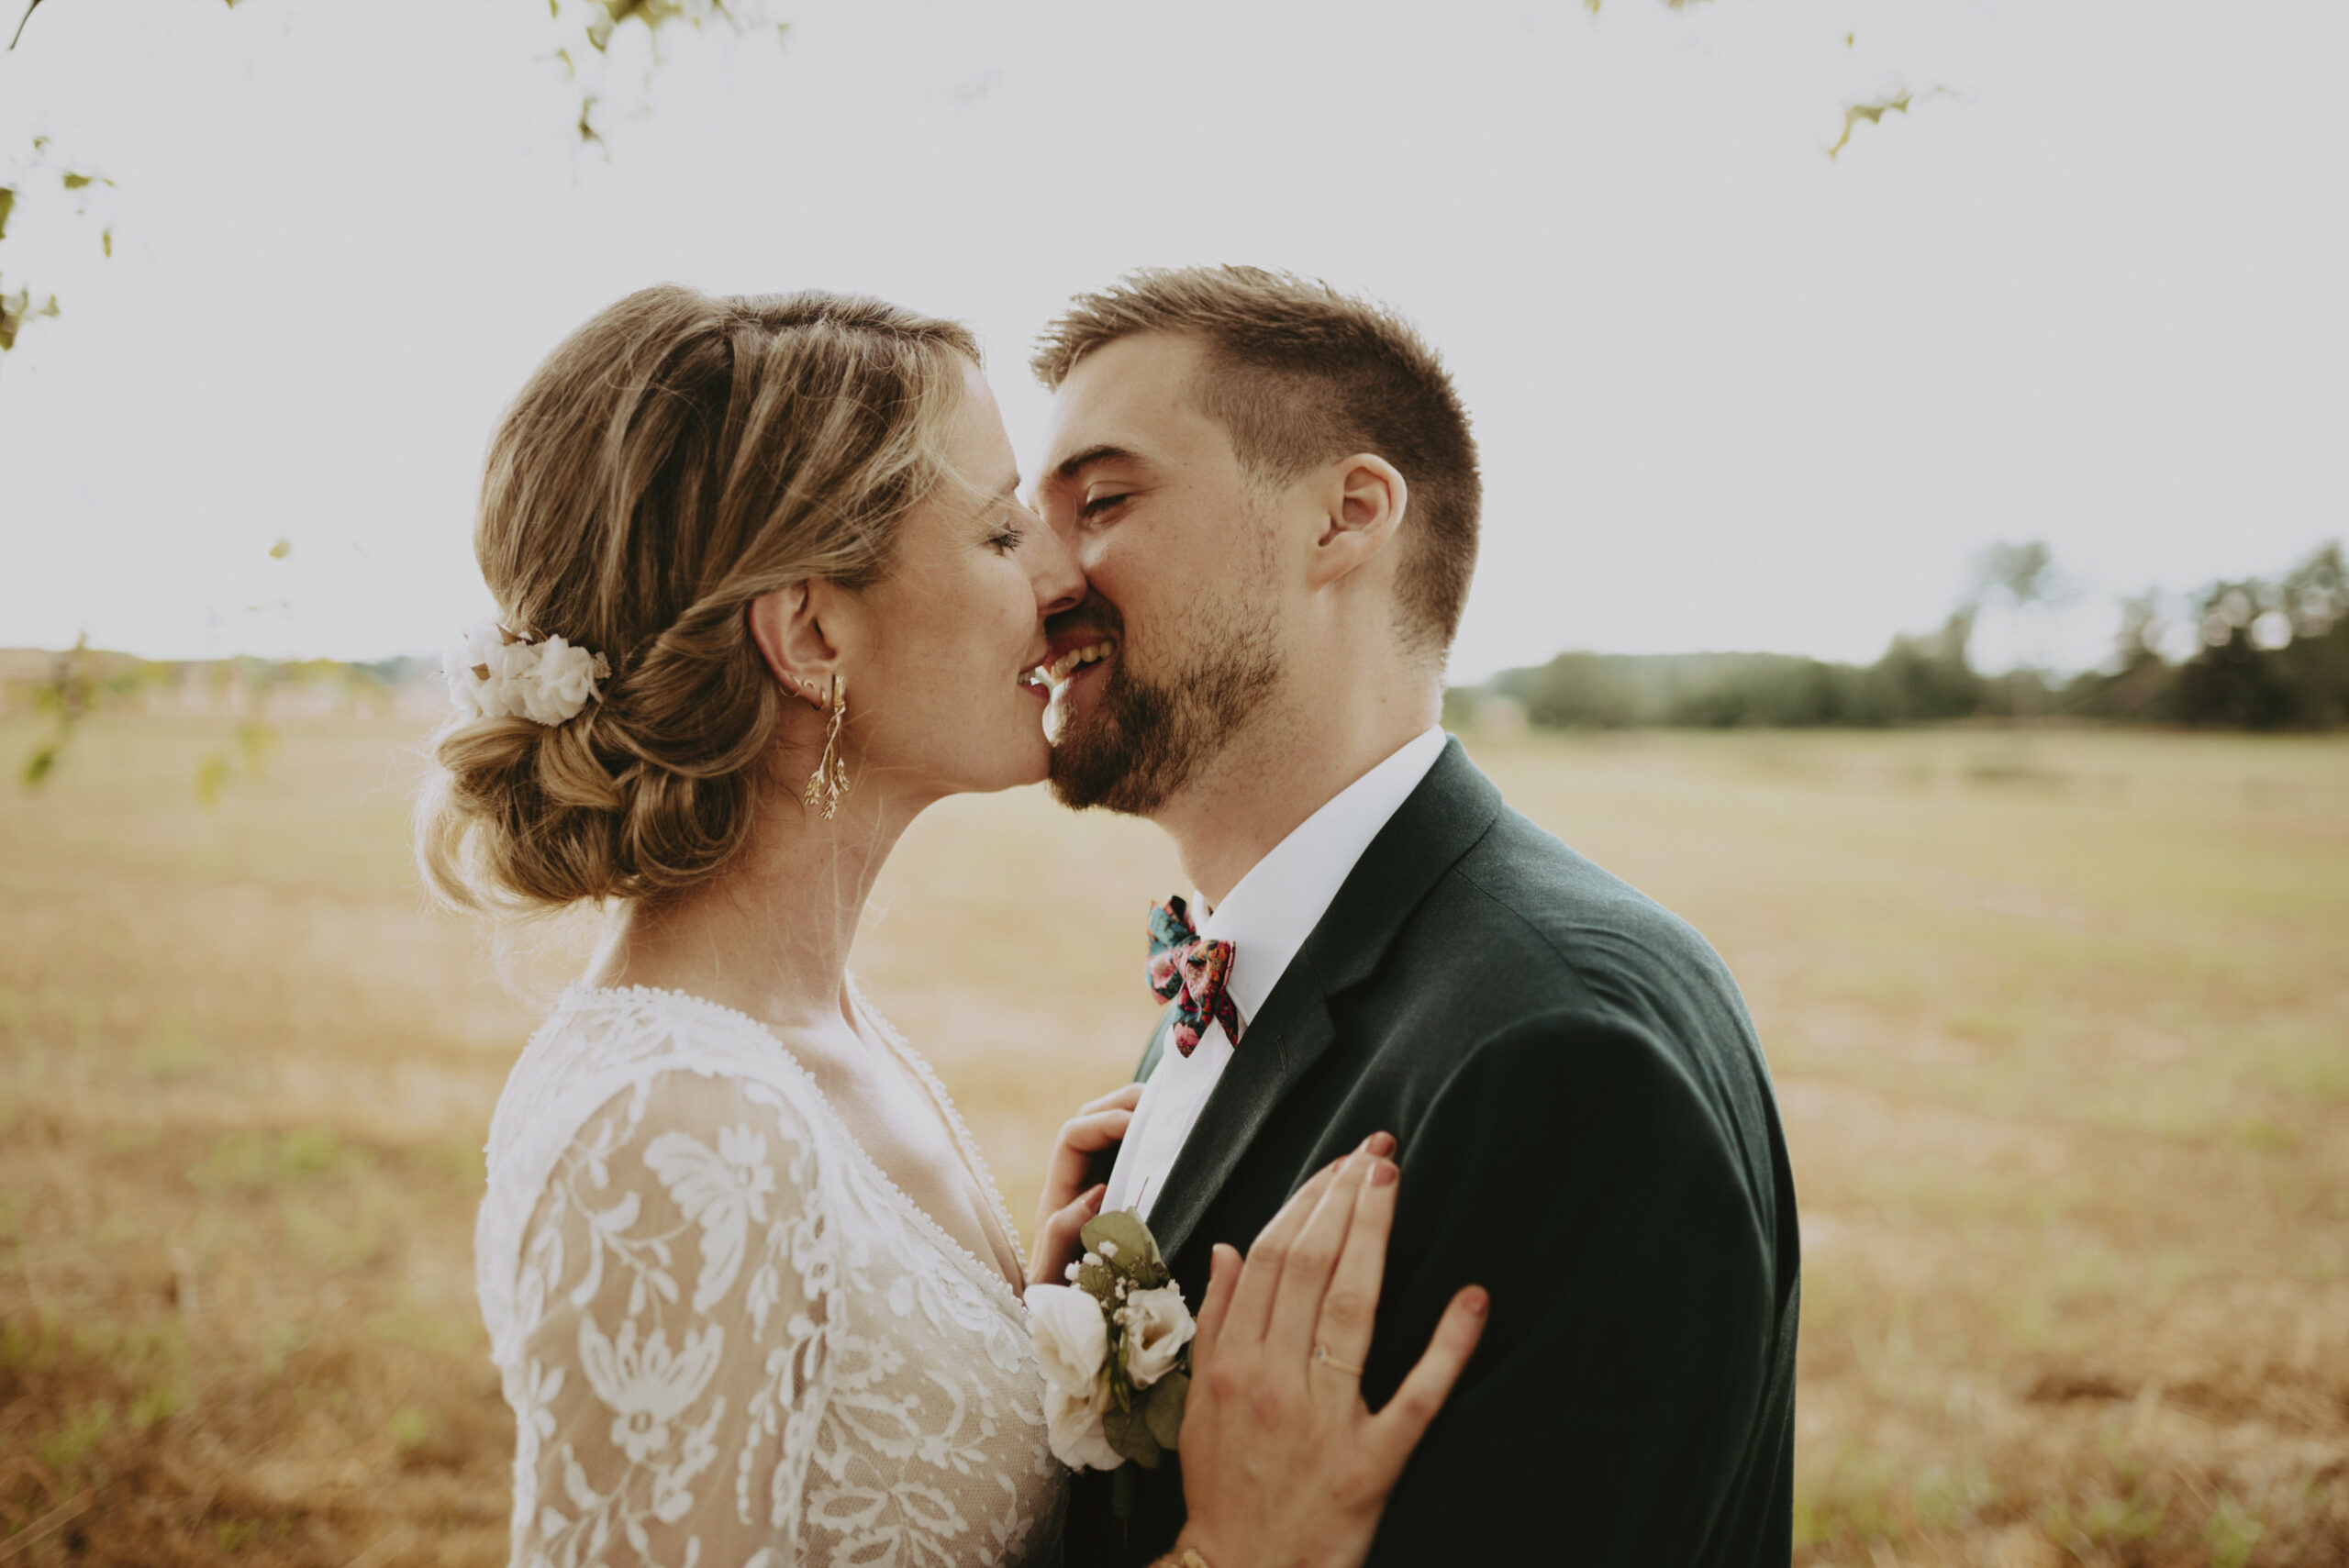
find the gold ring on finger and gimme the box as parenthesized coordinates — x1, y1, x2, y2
(1311, 1343, 1364, 1378)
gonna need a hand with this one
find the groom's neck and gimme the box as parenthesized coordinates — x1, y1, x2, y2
(1159, 669, 1442, 910)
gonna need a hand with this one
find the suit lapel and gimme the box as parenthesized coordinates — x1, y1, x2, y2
(1143, 739, 1505, 1262)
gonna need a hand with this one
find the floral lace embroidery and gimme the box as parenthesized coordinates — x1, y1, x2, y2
(479, 986, 1063, 1568)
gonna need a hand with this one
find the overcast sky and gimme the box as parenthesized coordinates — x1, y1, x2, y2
(2, 0, 2343, 679)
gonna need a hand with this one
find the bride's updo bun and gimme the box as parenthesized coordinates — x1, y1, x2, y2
(417, 284, 980, 913)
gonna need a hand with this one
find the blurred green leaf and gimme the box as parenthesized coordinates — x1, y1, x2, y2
(1102, 1401, 1164, 1470)
(20, 742, 58, 787)
(236, 720, 277, 774)
(195, 752, 232, 807)
(60, 171, 90, 190)
(0, 186, 14, 241)
(268, 538, 292, 560)
(1829, 93, 1912, 160)
(1141, 1370, 1187, 1451)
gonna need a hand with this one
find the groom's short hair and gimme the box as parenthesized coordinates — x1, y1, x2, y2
(1032, 266, 1481, 662)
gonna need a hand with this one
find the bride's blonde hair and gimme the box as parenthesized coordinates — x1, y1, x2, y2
(416, 284, 980, 913)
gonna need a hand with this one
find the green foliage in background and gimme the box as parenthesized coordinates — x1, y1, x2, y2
(1454, 541, 2349, 734)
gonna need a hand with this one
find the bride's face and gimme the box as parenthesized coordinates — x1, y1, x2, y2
(845, 364, 1085, 800)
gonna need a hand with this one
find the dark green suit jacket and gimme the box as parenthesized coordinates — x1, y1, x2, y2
(1064, 738, 1798, 1566)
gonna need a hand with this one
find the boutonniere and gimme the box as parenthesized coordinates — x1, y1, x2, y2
(1024, 1210, 1194, 1518)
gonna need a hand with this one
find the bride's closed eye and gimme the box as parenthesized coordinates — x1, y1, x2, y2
(987, 519, 1029, 553)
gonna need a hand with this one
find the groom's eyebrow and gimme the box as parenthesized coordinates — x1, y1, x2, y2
(1048, 443, 1146, 484)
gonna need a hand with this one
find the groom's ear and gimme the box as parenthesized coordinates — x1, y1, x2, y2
(1304, 453, 1410, 591)
(747, 581, 846, 706)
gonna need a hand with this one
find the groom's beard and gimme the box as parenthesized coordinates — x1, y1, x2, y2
(1047, 595, 1283, 817)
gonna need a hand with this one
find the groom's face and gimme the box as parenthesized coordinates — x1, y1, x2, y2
(1033, 332, 1287, 816)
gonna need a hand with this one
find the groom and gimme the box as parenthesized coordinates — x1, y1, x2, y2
(1030, 267, 1799, 1566)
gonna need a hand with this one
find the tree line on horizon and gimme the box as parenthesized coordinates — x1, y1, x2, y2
(1452, 540, 2349, 733)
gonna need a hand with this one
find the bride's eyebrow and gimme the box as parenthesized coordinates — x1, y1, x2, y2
(969, 471, 1021, 521)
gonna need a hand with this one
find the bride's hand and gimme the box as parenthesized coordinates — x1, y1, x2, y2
(1029, 1082, 1145, 1287)
(1170, 1139, 1488, 1568)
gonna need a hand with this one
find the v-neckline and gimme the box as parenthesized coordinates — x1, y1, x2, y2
(841, 980, 1030, 1297)
(563, 982, 1030, 1307)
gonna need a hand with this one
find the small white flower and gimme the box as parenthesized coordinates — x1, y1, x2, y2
(1082, 1251, 1102, 1269)
(484, 638, 542, 722)
(1027, 1284, 1125, 1471)
(1024, 1284, 1109, 1396)
(522, 635, 607, 724)
(1064, 1262, 1080, 1283)
(1120, 1284, 1196, 1389)
(441, 619, 608, 726)
(441, 621, 506, 720)
(1042, 1376, 1124, 1472)
(1097, 1240, 1119, 1259)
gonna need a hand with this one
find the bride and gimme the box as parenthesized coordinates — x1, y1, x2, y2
(417, 285, 1487, 1568)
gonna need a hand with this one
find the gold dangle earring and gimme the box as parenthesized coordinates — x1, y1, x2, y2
(803, 673, 852, 819)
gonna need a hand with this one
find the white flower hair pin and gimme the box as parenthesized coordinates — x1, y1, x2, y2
(443, 619, 611, 726)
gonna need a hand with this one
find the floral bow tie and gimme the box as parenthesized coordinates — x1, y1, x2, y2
(1145, 895, 1244, 1059)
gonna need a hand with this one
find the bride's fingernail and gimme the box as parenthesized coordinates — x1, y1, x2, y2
(1361, 1131, 1397, 1158)
(1087, 1185, 1106, 1209)
(1464, 1286, 1488, 1317)
(1369, 1160, 1397, 1187)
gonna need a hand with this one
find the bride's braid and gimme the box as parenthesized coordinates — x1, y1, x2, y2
(417, 284, 979, 913)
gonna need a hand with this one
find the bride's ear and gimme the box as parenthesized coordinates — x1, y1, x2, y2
(747, 583, 842, 710)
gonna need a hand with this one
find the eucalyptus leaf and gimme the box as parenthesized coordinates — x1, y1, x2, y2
(1142, 1370, 1188, 1452)
(1102, 1402, 1163, 1470)
(0, 187, 15, 242)
(1081, 1210, 1163, 1273)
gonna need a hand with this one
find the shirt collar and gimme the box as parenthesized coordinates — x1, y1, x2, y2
(1195, 726, 1447, 1024)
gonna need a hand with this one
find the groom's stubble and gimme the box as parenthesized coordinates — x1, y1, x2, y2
(1045, 573, 1285, 818)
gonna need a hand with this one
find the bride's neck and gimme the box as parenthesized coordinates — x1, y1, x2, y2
(581, 780, 923, 1034)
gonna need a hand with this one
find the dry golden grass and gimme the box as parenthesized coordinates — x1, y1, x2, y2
(1, 715, 2343, 1566)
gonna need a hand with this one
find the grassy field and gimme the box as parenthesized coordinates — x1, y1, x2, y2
(1, 715, 2343, 1566)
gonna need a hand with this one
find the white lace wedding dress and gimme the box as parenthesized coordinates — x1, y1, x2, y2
(476, 984, 1064, 1568)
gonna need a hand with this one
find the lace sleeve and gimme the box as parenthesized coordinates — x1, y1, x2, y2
(503, 1068, 836, 1568)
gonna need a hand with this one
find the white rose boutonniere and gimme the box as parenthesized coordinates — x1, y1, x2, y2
(1023, 1210, 1193, 1519)
(1119, 1284, 1197, 1389)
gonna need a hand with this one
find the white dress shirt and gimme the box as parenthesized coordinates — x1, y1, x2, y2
(1102, 726, 1448, 1222)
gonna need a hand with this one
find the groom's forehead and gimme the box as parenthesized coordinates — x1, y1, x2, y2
(1041, 335, 1226, 473)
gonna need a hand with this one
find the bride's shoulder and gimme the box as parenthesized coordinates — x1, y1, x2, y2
(475, 985, 837, 1368)
(485, 984, 830, 1177)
